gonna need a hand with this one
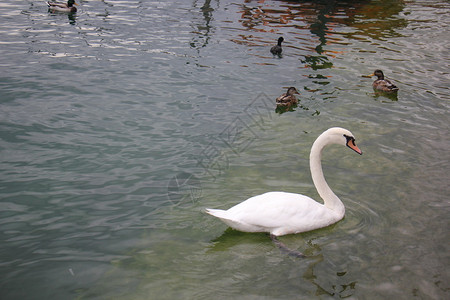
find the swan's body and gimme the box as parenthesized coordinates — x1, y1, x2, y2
(270, 37, 284, 56)
(206, 127, 362, 236)
(206, 192, 342, 236)
(47, 0, 77, 13)
(369, 69, 398, 93)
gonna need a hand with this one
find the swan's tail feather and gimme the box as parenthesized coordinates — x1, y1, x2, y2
(205, 208, 228, 219)
(270, 234, 305, 258)
(206, 208, 252, 232)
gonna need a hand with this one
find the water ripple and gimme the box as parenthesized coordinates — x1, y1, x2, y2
(1, 0, 449, 299)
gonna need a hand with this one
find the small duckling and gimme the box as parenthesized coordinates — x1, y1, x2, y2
(276, 87, 299, 107)
(369, 69, 399, 93)
(270, 37, 284, 56)
(47, 0, 78, 13)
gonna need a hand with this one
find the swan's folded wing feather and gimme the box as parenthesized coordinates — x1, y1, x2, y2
(226, 192, 325, 227)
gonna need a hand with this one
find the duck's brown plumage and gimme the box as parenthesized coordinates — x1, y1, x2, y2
(47, 0, 77, 13)
(370, 69, 398, 93)
(276, 87, 299, 106)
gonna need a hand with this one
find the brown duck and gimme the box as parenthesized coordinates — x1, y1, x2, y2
(47, 0, 78, 13)
(369, 70, 399, 93)
(276, 87, 299, 107)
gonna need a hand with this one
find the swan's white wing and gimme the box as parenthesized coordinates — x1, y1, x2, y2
(207, 192, 337, 235)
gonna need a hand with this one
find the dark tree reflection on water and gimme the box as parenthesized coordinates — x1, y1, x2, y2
(234, 0, 406, 71)
(190, 0, 218, 50)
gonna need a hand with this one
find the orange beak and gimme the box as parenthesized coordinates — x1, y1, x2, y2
(361, 73, 374, 78)
(347, 139, 362, 155)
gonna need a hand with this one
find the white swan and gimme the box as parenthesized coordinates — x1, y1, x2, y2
(205, 127, 362, 236)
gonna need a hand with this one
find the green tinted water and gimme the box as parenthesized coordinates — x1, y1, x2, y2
(0, 0, 449, 299)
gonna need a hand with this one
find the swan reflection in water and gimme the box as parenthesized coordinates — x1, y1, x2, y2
(208, 229, 357, 298)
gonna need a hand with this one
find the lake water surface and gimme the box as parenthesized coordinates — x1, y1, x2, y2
(0, 0, 449, 299)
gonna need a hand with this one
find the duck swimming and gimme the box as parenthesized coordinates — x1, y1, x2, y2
(369, 69, 398, 93)
(270, 37, 284, 56)
(206, 127, 363, 237)
(276, 87, 299, 107)
(47, 0, 78, 13)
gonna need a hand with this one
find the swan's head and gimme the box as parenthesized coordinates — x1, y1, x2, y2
(321, 127, 362, 155)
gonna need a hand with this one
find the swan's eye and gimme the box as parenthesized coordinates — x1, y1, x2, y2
(344, 135, 355, 146)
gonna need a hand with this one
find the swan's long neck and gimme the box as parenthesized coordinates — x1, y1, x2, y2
(309, 134, 345, 216)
